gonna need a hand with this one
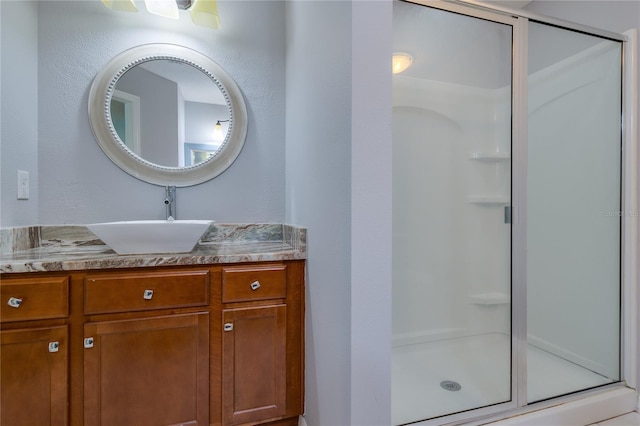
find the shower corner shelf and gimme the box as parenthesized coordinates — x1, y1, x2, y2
(469, 292, 510, 305)
(468, 196, 510, 205)
(468, 152, 511, 162)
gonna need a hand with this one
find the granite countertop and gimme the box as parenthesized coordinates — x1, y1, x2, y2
(0, 223, 306, 274)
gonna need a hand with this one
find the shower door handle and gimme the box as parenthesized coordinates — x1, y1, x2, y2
(504, 206, 512, 224)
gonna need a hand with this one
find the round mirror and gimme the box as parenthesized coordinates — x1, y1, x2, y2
(88, 44, 247, 186)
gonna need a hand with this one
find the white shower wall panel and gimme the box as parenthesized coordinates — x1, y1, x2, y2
(392, 76, 511, 345)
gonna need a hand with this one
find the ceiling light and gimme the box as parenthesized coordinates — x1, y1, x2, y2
(392, 53, 413, 74)
(144, 0, 179, 19)
(190, 0, 221, 29)
(101, 0, 138, 12)
(102, 0, 221, 29)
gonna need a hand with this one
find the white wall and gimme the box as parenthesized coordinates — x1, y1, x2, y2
(0, 0, 39, 227)
(350, 2, 392, 424)
(1, 0, 286, 225)
(285, 0, 352, 423)
(285, 0, 392, 425)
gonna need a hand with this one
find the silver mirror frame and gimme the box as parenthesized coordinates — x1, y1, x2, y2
(88, 43, 248, 187)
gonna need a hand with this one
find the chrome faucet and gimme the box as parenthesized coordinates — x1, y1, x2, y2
(164, 186, 176, 220)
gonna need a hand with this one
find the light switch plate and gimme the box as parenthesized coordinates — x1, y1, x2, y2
(17, 170, 29, 200)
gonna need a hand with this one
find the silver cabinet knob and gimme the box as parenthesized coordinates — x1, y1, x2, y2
(223, 323, 233, 332)
(143, 289, 154, 300)
(84, 337, 94, 349)
(250, 281, 261, 291)
(49, 342, 60, 353)
(7, 297, 22, 308)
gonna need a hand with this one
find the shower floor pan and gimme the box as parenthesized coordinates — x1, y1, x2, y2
(392, 333, 615, 425)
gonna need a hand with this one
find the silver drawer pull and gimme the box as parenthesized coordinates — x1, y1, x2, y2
(7, 297, 22, 308)
(48, 341, 60, 353)
(250, 281, 261, 291)
(224, 323, 233, 332)
(143, 289, 154, 300)
(84, 337, 94, 349)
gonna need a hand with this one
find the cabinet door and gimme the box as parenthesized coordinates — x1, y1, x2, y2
(84, 313, 209, 426)
(1, 326, 68, 426)
(222, 305, 287, 425)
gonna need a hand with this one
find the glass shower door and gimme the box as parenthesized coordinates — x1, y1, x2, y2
(392, 1, 515, 423)
(526, 21, 622, 403)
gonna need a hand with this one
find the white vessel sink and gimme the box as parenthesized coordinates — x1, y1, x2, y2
(87, 220, 213, 255)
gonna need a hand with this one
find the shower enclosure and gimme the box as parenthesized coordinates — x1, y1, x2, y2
(392, 1, 626, 424)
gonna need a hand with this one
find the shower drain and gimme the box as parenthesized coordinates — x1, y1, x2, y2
(440, 380, 462, 392)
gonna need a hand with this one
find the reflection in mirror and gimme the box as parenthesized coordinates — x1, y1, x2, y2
(112, 59, 230, 167)
(111, 89, 141, 154)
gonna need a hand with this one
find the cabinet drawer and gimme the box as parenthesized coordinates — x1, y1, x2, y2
(0, 277, 69, 323)
(84, 270, 210, 314)
(222, 265, 286, 303)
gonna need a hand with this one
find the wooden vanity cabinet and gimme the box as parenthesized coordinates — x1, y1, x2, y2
(217, 263, 305, 426)
(82, 269, 211, 426)
(0, 276, 70, 426)
(83, 312, 210, 426)
(0, 260, 304, 426)
(221, 265, 289, 425)
(222, 305, 287, 425)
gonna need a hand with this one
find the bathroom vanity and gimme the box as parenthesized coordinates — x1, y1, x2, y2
(0, 224, 305, 426)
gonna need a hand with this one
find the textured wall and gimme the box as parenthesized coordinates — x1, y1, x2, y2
(2, 0, 286, 226)
(0, 1, 39, 227)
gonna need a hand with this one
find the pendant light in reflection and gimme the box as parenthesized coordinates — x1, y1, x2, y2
(214, 120, 230, 141)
